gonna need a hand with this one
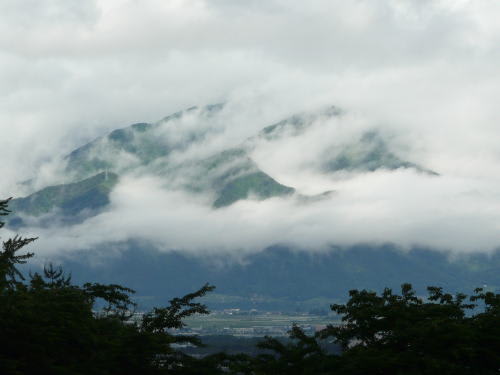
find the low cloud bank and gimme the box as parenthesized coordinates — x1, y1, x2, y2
(9, 168, 500, 258)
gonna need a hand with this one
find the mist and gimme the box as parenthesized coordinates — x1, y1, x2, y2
(2, 0, 500, 257)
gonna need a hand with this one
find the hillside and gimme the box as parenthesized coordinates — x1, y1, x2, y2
(11, 104, 430, 219)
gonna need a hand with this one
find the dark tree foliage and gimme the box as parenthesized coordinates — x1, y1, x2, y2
(319, 283, 500, 374)
(249, 325, 338, 375)
(0, 198, 219, 375)
(0, 198, 36, 289)
(243, 284, 499, 375)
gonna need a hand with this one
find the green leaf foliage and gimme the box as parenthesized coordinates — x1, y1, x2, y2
(249, 284, 500, 375)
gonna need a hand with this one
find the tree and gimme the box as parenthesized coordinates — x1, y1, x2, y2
(0, 198, 36, 289)
(319, 284, 500, 374)
(0, 198, 219, 375)
(249, 284, 500, 375)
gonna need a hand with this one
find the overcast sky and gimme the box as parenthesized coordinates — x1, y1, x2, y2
(1, 0, 500, 258)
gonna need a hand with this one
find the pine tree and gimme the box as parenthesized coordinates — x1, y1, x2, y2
(0, 198, 36, 289)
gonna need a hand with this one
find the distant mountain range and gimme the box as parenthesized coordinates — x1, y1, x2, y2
(52, 244, 500, 311)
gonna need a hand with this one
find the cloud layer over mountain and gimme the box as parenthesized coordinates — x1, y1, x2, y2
(1, 0, 500, 257)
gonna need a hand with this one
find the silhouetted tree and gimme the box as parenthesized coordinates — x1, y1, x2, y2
(0, 198, 219, 375)
(247, 284, 500, 375)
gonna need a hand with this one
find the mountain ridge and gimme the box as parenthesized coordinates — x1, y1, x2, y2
(10, 104, 435, 223)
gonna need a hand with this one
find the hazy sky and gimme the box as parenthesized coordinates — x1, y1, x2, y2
(1, 0, 500, 258)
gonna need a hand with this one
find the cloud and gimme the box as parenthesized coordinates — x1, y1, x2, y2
(1, 0, 500, 256)
(10, 169, 500, 259)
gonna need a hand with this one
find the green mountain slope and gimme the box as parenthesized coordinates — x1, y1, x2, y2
(214, 171, 294, 208)
(59, 103, 296, 211)
(65, 104, 223, 180)
(10, 172, 118, 217)
(323, 130, 437, 174)
(65, 122, 162, 179)
(185, 148, 294, 207)
(257, 108, 436, 175)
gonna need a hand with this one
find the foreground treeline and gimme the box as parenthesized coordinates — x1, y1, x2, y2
(1, 198, 499, 374)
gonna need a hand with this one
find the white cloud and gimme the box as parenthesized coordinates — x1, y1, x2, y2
(1, 0, 500, 255)
(13, 171, 500, 259)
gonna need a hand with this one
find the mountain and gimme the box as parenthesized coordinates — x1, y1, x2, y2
(57, 244, 500, 311)
(257, 105, 342, 140)
(11, 105, 298, 218)
(10, 104, 432, 220)
(323, 130, 438, 174)
(5, 104, 469, 310)
(65, 104, 222, 180)
(9, 172, 118, 227)
(11, 172, 118, 217)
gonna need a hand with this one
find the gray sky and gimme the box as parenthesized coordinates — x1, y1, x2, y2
(1, 0, 500, 257)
